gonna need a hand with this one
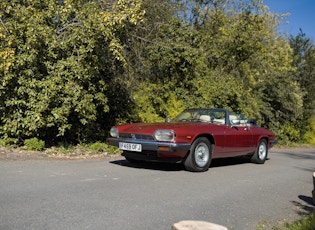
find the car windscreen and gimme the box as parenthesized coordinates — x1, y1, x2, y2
(173, 109, 226, 124)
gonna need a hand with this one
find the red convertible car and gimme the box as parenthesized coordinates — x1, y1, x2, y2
(107, 108, 277, 172)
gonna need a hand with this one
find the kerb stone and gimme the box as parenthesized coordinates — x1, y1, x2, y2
(172, 220, 228, 230)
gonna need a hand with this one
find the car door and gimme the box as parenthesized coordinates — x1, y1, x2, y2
(223, 124, 254, 156)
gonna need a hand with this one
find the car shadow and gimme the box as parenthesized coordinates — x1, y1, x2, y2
(210, 156, 254, 168)
(110, 159, 185, 171)
(110, 156, 256, 172)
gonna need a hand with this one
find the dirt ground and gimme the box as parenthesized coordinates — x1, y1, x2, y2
(0, 146, 119, 161)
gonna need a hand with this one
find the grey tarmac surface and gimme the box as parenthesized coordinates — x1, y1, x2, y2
(0, 148, 314, 230)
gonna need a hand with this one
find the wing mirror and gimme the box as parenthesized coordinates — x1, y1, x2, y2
(165, 118, 171, 123)
(231, 119, 240, 125)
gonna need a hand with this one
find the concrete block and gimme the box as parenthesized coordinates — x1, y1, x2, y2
(172, 220, 228, 230)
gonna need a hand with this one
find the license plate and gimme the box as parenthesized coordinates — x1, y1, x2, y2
(119, 142, 142, 152)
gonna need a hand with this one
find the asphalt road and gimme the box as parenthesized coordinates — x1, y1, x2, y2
(0, 148, 314, 230)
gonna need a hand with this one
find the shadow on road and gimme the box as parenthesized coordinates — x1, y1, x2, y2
(273, 148, 315, 160)
(291, 195, 314, 216)
(273, 148, 315, 172)
(110, 156, 256, 172)
(210, 156, 254, 168)
(110, 159, 185, 171)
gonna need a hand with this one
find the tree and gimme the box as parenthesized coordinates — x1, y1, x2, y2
(1, 0, 310, 145)
(127, 0, 304, 133)
(186, 0, 303, 130)
(289, 30, 315, 139)
(0, 0, 144, 143)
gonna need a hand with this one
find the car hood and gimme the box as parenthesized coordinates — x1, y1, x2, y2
(117, 122, 213, 135)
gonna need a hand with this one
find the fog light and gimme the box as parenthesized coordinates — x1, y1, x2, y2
(158, 146, 170, 151)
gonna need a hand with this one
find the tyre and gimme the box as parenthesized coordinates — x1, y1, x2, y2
(251, 139, 268, 164)
(184, 137, 212, 172)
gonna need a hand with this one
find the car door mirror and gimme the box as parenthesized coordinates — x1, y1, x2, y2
(231, 119, 240, 125)
(165, 118, 171, 123)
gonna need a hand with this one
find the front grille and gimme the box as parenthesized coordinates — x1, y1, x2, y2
(135, 134, 154, 140)
(119, 133, 154, 141)
(119, 133, 132, 138)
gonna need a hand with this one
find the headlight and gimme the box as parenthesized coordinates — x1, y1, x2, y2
(110, 127, 119, 138)
(154, 130, 175, 142)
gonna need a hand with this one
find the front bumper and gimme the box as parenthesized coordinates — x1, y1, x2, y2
(107, 137, 191, 161)
(270, 139, 277, 148)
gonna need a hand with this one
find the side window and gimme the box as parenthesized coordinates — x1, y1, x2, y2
(230, 113, 248, 127)
(212, 111, 226, 125)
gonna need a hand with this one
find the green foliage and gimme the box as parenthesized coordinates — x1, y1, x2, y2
(89, 142, 121, 154)
(55, 142, 75, 155)
(0, 0, 144, 143)
(191, 70, 259, 114)
(89, 142, 110, 153)
(24, 137, 45, 151)
(277, 124, 301, 145)
(0, 0, 314, 144)
(303, 116, 315, 145)
(0, 137, 18, 147)
(134, 82, 186, 122)
(274, 212, 315, 230)
(131, 0, 303, 136)
(289, 31, 315, 139)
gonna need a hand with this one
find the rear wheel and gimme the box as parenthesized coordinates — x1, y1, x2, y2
(251, 139, 268, 164)
(184, 137, 212, 172)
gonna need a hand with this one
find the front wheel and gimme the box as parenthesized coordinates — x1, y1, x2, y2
(184, 137, 212, 172)
(251, 139, 268, 164)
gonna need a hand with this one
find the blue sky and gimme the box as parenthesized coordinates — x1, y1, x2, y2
(263, 0, 315, 41)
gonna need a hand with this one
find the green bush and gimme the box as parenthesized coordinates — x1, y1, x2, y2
(134, 82, 186, 123)
(303, 116, 315, 145)
(89, 142, 109, 152)
(277, 124, 301, 145)
(87, 142, 121, 155)
(0, 138, 18, 147)
(277, 212, 315, 230)
(24, 138, 45, 151)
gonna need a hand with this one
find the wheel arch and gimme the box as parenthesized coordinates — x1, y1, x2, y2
(183, 134, 215, 160)
(192, 134, 215, 149)
(183, 135, 214, 172)
(256, 136, 269, 148)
